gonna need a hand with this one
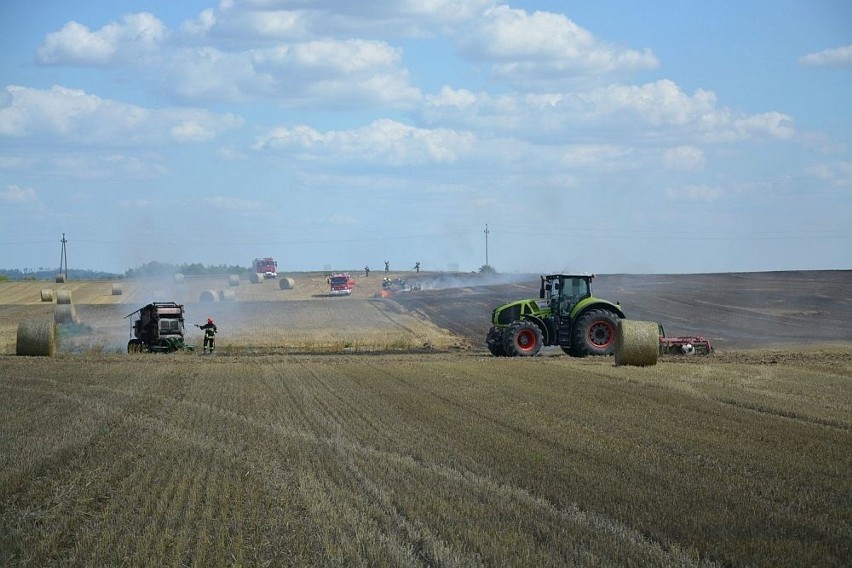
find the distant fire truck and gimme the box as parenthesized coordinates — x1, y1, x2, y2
(252, 257, 278, 279)
(329, 273, 356, 296)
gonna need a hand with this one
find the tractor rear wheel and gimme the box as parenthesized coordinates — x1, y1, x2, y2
(571, 309, 619, 357)
(503, 320, 542, 357)
(486, 326, 506, 356)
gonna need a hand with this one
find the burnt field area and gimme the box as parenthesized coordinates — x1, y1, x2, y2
(394, 269, 852, 350)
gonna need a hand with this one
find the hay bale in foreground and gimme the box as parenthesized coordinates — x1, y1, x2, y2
(54, 304, 78, 324)
(279, 277, 295, 290)
(249, 272, 262, 284)
(173, 273, 185, 284)
(111, 283, 123, 295)
(55, 274, 66, 283)
(228, 274, 240, 287)
(219, 289, 236, 302)
(40, 289, 54, 302)
(199, 289, 217, 302)
(56, 289, 72, 305)
(16, 318, 56, 356)
(614, 320, 659, 367)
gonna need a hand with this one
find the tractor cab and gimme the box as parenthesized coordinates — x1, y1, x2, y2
(540, 274, 593, 318)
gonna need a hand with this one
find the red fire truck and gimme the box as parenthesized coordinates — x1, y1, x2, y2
(329, 273, 356, 295)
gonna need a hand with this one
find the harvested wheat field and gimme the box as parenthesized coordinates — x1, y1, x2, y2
(1, 270, 851, 566)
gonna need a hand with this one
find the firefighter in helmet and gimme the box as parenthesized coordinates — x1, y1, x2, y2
(197, 317, 218, 353)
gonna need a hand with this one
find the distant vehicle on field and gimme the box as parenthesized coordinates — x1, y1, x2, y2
(252, 257, 278, 279)
(329, 273, 356, 296)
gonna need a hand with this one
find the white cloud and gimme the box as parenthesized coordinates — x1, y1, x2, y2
(420, 80, 794, 144)
(663, 145, 706, 171)
(456, 5, 658, 84)
(254, 119, 476, 165)
(36, 13, 167, 66)
(806, 161, 852, 187)
(0, 85, 242, 145)
(184, 0, 495, 38)
(799, 45, 852, 67)
(0, 184, 37, 204)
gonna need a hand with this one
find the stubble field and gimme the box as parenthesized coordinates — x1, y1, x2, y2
(1, 270, 851, 566)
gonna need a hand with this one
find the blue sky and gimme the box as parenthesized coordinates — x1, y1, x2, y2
(1, 0, 850, 275)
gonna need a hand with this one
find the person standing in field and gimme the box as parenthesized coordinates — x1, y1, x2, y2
(385, 260, 390, 272)
(196, 317, 218, 353)
(364, 265, 370, 277)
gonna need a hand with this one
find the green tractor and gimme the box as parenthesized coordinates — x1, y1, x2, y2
(486, 274, 625, 357)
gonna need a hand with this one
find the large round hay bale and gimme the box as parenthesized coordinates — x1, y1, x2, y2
(279, 277, 295, 290)
(614, 320, 659, 367)
(249, 272, 262, 284)
(16, 318, 56, 356)
(55, 273, 66, 283)
(219, 289, 236, 302)
(54, 304, 78, 324)
(40, 289, 54, 302)
(173, 273, 185, 284)
(228, 274, 240, 287)
(56, 289, 72, 305)
(111, 283, 123, 296)
(199, 289, 217, 302)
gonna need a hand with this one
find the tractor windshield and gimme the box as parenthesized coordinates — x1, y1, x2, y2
(554, 277, 590, 316)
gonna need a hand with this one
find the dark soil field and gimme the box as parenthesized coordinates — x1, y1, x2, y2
(392, 269, 852, 351)
(1, 270, 851, 566)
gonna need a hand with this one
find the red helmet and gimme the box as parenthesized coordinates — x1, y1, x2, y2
(207, 317, 213, 324)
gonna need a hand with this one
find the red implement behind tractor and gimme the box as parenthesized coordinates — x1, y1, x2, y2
(658, 324, 713, 355)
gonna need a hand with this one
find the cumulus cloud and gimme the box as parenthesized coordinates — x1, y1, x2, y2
(663, 145, 706, 171)
(253, 119, 476, 165)
(182, 0, 495, 38)
(0, 184, 37, 204)
(799, 45, 852, 67)
(456, 5, 658, 84)
(420, 80, 794, 144)
(807, 161, 852, 187)
(0, 85, 242, 145)
(36, 12, 167, 66)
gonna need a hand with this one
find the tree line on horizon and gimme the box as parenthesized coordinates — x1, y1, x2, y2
(0, 261, 251, 281)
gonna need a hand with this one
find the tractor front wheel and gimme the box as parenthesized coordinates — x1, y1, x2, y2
(571, 309, 619, 357)
(486, 326, 507, 356)
(503, 320, 542, 357)
(127, 339, 143, 354)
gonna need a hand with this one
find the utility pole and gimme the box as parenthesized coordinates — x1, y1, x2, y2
(59, 233, 68, 281)
(484, 223, 490, 268)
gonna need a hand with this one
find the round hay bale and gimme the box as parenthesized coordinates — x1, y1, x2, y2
(614, 320, 659, 367)
(173, 273, 185, 284)
(55, 273, 66, 283)
(199, 289, 217, 302)
(54, 304, 78, 324)
(16, 318, 56, 356)
(228, 274, 240, 287)
(40, 289, 54, 302)
(111, 283, 123, 296)
(249, 272, 262, 284)
(279, 277, 295, 290)
(219, 289, 236, 302)
(56, 289, 72, 305)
